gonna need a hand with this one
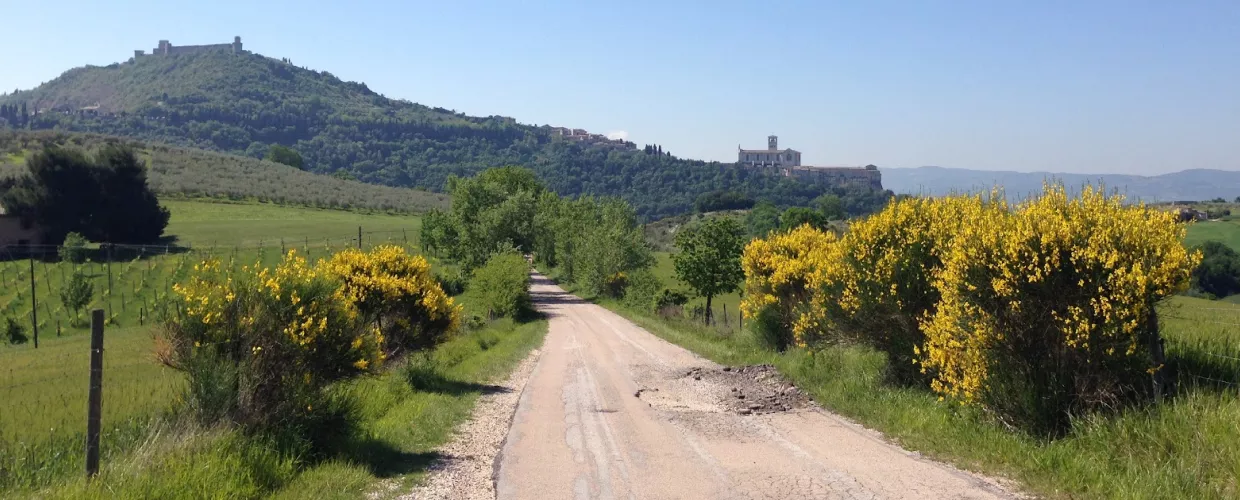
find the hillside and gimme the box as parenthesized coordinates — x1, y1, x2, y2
(885, 166, 1240, 202)
(0, 49, 886, 220)
(0, 130, 449, 213)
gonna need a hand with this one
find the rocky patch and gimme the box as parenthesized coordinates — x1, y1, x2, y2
(682, 365, 813, 416)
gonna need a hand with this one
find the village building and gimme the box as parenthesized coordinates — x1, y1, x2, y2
(738, 135, 801, 168)
(0, 204, 41, 250)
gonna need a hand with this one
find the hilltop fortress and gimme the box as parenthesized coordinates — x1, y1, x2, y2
(134, 37, 244, 58)
(738, 135, 882, 190)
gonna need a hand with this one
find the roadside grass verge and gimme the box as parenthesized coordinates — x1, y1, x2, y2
(552, 262, 1240, 499)
(19, 316, 546, 499)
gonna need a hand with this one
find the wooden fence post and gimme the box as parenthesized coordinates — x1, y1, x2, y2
(29, 256, 38, 348)
(358, 226, 363, 250)
(1149, 309, 1171, 402)
(85, 309, 105, 478)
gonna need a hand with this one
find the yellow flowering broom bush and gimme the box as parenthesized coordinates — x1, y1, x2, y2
(320, 245, 461, 356)
(741, 224, 837, 351)
(741, 184, 1198, 432)
(920, 185, 1199, 433)
(162, 251, 381, 429)
(813, 195, 1007, 382)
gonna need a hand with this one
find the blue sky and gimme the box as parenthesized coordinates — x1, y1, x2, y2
(1, 0, 1237, 175)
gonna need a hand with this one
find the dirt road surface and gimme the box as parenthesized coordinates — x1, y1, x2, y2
(494, 274, 1017, 500)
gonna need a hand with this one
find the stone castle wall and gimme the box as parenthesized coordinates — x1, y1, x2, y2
(136, 37, 243, 57)
(751, 164, 883, 190)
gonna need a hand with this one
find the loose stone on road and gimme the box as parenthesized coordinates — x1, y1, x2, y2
(493, 273, 1018, 499)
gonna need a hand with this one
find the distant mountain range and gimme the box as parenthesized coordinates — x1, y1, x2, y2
(883, 167, 1240, 203)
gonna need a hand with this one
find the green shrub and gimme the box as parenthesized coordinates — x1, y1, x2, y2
(4, 317, 27, 345)
(1192, 241, 1240, 298)
(59, 269, 93, 326)
(655, 289, 689, 310)
(603, 272, 629, 299)
(434, 268, 468, 296)
(621, 269, 663, 311)
(471, 252, 531, 318)
(181, 345, 239, 425)
(58, 232, 88, 263)
(750, 304, 791, 352)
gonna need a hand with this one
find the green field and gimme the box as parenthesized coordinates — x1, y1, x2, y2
(0, 198, 546, 498)
(162, 200, 422, 247)
(1185, 218, 1240, 252)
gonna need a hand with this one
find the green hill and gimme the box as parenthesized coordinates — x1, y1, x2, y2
(0, 130, 449, 213)
(0, 49, 887, 220)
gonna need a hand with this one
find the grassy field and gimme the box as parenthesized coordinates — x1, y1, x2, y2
(1, 199, 545, 498)
(584, 278, 1240, 499)
(162, 200, 422, 248)
(1185, 218, 1240, 252)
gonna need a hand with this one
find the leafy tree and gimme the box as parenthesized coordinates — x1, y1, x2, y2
(779, 207, 828, 232)
(673, 217, 745, 324)
(1, 145, 169, 244)
(814, 194, 845, 220)
(694, 190, 754, 213)
(745, 201, 781, 237)
(471, 251, 532, 318)
(59, 231, 88, 263)
(265, 144, 304, 169)
(442, 167, 546, 270)
(60, 269, 94, 325)
(92, 145, 171, 244)
(1193, 241, 1240, 298)
(569, 198, 654, 296)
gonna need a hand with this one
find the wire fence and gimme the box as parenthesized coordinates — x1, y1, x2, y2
(0, 226, 419, 490)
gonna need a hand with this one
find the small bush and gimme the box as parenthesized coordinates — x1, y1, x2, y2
(162, 252, 382, 432)
(655, 289, 690, 317)
(59, 269, 93, 326)
(181, 345, 239, 425)
(621, 269, 663, 311)
(5, 317, 28, 345)
(58, 232, 88, 263)
(434, 268, 468, 296)
(603, 272, 629, 299)
(655, 289, 689, 309)
(749, 304, 791, 352)
(1191, 241, 1240, 298)
(471, 252, 531, 318)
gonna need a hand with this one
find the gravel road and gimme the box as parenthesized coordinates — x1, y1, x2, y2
(491, 273, 1019, 500)
(398, 345, 543, 500)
